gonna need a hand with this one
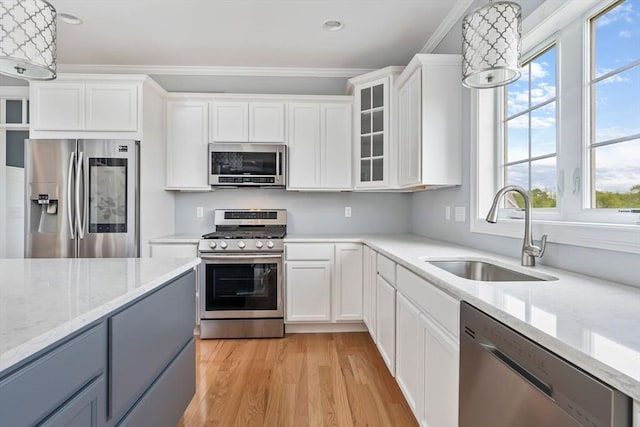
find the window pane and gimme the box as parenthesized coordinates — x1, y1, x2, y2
(372, 134, 383, 157)
(360, 159, 371, 182)
(6, 130, 28, 168)
(592, 139, 640, 208)
(507, 64, 529, 117)
(594, 64, 640, 143)
(6, 100, 22, 124)
(361, 88, 371, 111)
(360, 112, 371, 135)
(506, 162, 529, 191)
(593, 0, 640, 78)
(372, 84, 384, 108)
(372, 110, 383, 133)
(360, 136, 371, 159)
(531, 157, 557, 208)
(372, 158, 384, 181)
(530, 47, 556, 107)
(507, 115, 529, 162)
(531, 102, 556, 157)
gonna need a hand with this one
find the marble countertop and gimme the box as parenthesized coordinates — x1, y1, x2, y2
(286, 234, 640, 402)
(0, 257, 200, 375)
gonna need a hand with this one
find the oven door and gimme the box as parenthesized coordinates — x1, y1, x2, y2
(199, 253, 283, 319)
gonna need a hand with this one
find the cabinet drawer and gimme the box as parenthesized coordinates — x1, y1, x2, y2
(396, 266, 459, 338)
(377, 254, 396, 284)
(41, 376, 105, 427)
(0, 323, 106, 427)
(118, 339, 195, 427)
(285, 243, 333, 261)
(109, 271, 195, 421)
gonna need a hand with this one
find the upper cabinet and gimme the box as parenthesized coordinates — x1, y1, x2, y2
(31, 76, 140, 134)
(349, 68, 399, 190)
(165, 100, 210, 190)
(287, 99, 352, 191)
(396, 54, 462, 189)
(210, 101, 285, 143)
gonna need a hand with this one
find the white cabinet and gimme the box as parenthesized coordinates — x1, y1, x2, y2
(396, 293, 424, 416)
(633, 400, 639, 427)
(422, 313, 458, 427)
(31, 79, 138, 132)
(210, 101, 285, 143)
(362, 246, 377, 339)
(376, 274, 396, 375)
(287, 102, 352, 190)
(285, 260, 332, 322)
(165, 101, 210, 190)
(334, 243, 363, 321)
(395, 54, 462, 189)
(285, 242, 363, 324)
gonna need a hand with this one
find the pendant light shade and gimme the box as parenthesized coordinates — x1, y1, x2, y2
(462, 1, 521, 89)
(0, 0, 57, 80)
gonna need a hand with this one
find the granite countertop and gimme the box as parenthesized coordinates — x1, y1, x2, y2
(0, 257, 200, 375)
(285, 234, 640, 402)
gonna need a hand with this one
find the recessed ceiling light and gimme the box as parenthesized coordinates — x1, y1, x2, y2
(58, 13, 83, 25)
(322, 19, 344, 32)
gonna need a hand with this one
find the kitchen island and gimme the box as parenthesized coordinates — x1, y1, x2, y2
(0, 257, 200, 427)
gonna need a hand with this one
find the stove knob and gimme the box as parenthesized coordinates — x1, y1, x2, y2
(208, 241, 217, 249)
(267, 241, 274, 249)
(237, 241, 246, 249)
(255, 241, 264, 249)
(220, 241, 228, 249)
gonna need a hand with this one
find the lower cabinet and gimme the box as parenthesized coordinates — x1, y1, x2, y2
(376, 274, 396, 375)
(285, 242, 363, 324)
(396, 293, 424, 414)
(362, 246, 378, 339)
(41, 377, 105, 427)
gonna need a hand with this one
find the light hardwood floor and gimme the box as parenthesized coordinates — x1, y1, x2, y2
(177, 332, 418, 427)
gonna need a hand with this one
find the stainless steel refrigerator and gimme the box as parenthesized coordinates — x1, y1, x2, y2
(25, 139, 139, 258)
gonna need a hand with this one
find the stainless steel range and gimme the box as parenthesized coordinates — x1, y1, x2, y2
(198, 209, 286, 339)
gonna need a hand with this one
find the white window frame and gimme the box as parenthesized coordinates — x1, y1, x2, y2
(470, 0, 640, 255)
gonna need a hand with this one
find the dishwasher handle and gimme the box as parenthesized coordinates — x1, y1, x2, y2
(480, 341, 553, 398)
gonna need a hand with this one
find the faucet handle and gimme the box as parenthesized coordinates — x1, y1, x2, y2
(536, 234, 548, 258)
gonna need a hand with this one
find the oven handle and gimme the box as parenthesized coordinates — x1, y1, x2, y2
(199, 253, 283, 260)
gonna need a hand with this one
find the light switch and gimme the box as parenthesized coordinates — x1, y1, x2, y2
(196, 207, 204, 218)
(455, 206, 466, 222)
(345, 206, 352, 218)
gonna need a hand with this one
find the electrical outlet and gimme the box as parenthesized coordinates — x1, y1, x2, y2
(445, 206, 451, 221)
(345, 206, 352, 218)
(196, 207, 204, 218)
(455, 206, 466, 222)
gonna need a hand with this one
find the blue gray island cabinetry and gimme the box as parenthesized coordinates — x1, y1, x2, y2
(0, 257, 200, 427)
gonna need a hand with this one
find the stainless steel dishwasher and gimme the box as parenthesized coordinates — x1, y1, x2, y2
(459, 302, 632, 427)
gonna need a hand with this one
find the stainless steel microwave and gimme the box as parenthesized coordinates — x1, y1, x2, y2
(208, 143, 286, 187)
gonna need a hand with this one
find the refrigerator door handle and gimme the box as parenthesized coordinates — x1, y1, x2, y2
(75, 151, 85, 239)
(67, 151, 76, 240)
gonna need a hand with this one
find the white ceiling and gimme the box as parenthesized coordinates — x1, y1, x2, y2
(50, 0, 469, 70)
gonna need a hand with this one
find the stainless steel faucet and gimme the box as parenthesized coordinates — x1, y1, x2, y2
(486, 185, 547, 267)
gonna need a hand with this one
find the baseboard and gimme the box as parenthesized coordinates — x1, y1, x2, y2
(285, 322, 368, 334)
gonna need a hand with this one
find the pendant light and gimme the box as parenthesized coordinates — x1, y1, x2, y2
(0, 0, 57, 80)
(462, 1, 521, 88)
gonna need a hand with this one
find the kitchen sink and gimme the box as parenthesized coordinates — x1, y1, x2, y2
(426, 259, 557, 282)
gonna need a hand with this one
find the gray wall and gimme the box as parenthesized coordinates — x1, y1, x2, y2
(410, 1, 638, 288)
(175, 189, 412, 235)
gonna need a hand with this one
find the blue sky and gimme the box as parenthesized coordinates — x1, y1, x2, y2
(505, 0, 640, 195)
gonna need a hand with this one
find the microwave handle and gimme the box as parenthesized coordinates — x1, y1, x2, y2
(276, 149, 281, 176)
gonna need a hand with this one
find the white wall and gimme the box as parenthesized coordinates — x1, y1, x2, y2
(410, 2, 638, 288)
(175, 189, 412, 235)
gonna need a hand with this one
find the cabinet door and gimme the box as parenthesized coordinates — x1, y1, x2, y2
(396, 293, 424, 418)
(422, 314, 459, 427)
(211, 101, 248, 142)
(249, 102, 285, 142)
(85, 84, 138, 131)
(286, 261, 332, 322)
(397, 70, 421, 187)
(31, 83, 85, 131)
(355, 78, 389, 188)
(334, 243, 363, 321)
(166, 101, 209, 189)
(634, 400, 639, 427)
(362, 247, 372, 330)
(367, 248, 378, 340)
(376, 274, 396, 375)
(40, 377, 105, 427)
(287, 103, 320, 189)
(321, 103, 352, 189)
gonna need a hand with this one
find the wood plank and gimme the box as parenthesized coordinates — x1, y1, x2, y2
(178, 332, 418, 427)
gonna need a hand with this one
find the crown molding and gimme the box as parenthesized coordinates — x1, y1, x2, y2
(420, 0, 475, 53)
(57, 64, 374, 79)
